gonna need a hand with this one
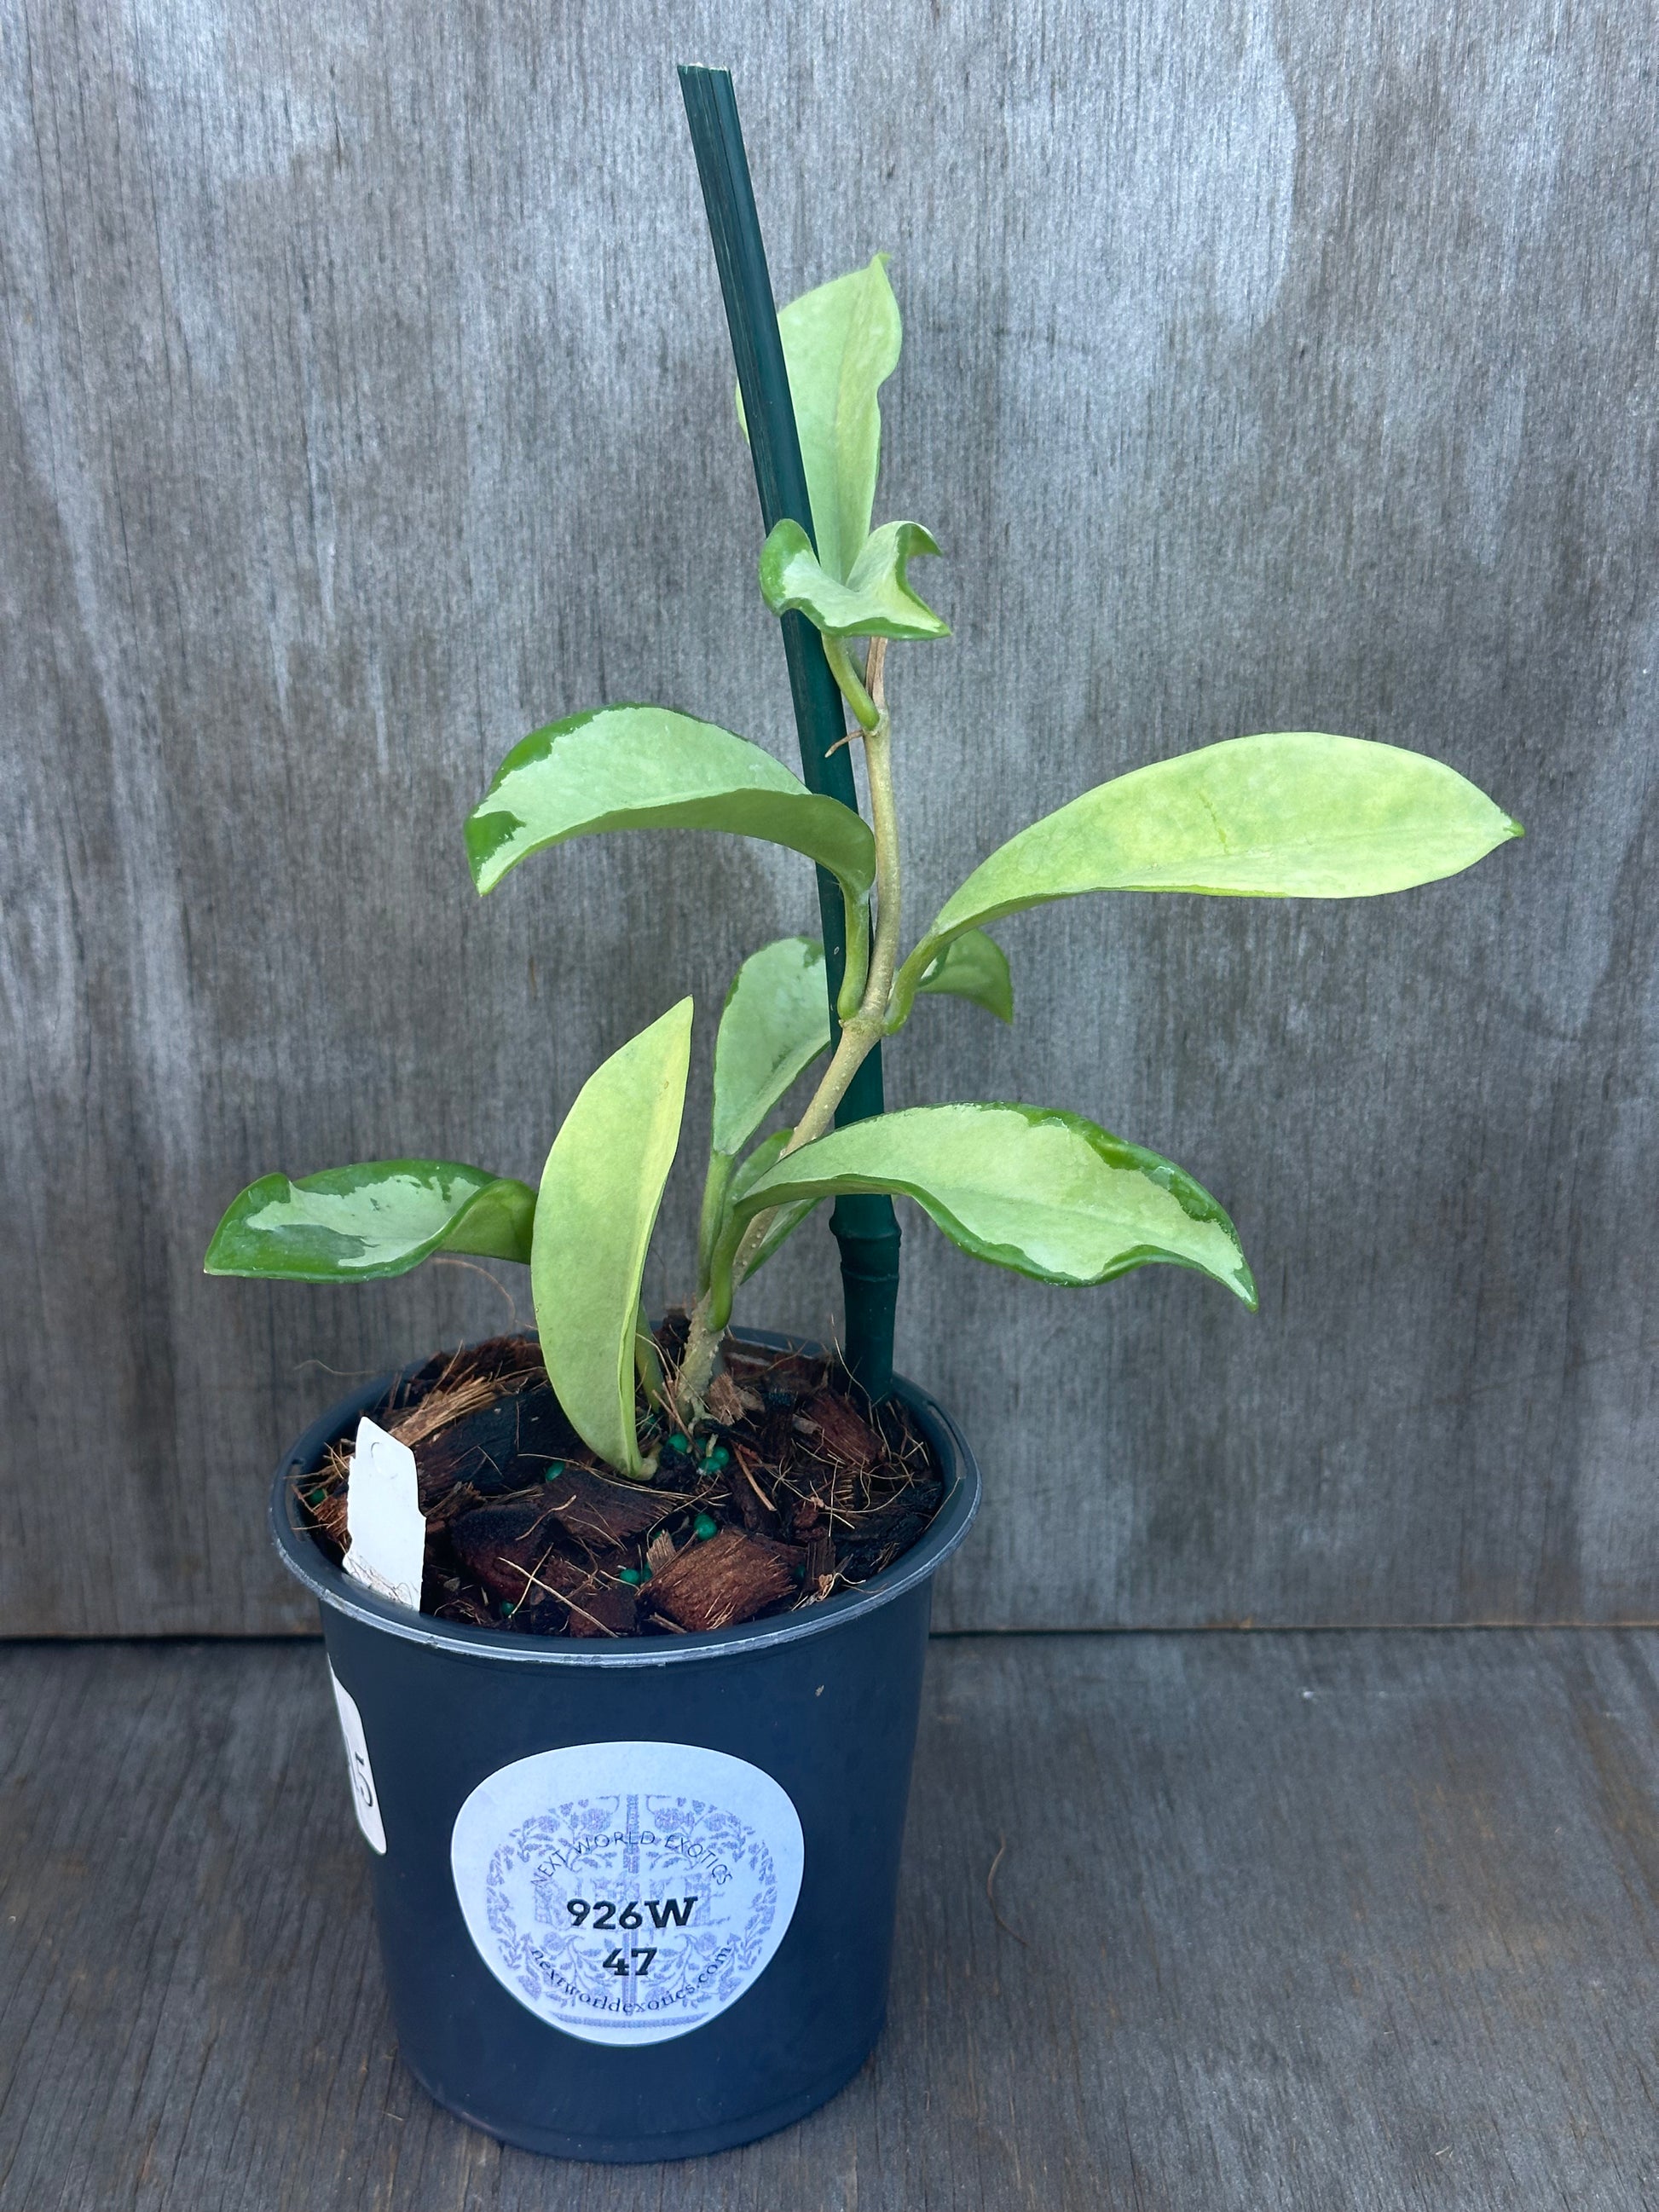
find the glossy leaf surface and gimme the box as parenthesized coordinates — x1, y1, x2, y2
(759, 519, 948, 641)
(204, 1162, 535, 1281)
(893, 732, 1523, 1020)
(533, 1000, 692, 1478)
(915, 927, 1014, 1023)
(710, 937, 833, 1158)
(466, 707, 875, 904)
(737, 1103, 1257, 1306)
(740, 255, 901, 581)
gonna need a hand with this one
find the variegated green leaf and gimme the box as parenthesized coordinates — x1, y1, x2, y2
(759, 519, 948, 641)
(738, 254, 901, 581)
(467, 706, 875, 909)
(533, 1000, 693, 1478)
(204, 1162, 535, 1282)
(710, 938, 833, 1158)
(915, 927, 1013, 1022)
(737, 1102, 1256, 1306)
(892, 732, 1523, 1023)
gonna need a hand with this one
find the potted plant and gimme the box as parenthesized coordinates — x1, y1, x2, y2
(205, 69, 1520, 2163)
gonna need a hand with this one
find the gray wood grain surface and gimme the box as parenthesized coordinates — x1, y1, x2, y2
(1, 1632, 1655, 2209)
(3, 0, 1656, 1632)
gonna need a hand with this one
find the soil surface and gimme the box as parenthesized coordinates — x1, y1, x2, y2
(296, 1327, 945, 1640)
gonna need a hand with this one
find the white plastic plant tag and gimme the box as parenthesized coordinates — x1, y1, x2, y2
(450, 1741, 805, 2047)
(343, 1416, 425, 1611)
(328, 1665, 387, 1854)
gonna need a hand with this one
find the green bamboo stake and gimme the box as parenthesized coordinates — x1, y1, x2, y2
(678, 63, 900, 1401)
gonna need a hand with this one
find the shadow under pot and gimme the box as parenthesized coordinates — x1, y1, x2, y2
(269, 1334, 980, 2163)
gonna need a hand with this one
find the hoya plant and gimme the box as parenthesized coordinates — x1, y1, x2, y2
(206, 256, 1521, 1482)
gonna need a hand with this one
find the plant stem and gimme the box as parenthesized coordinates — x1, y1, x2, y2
(822, 634, 879, 731)
(677, 641, 900, 1416)
(758, 647, 897, 1154)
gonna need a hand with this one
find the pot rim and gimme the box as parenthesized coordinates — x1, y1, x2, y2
(269, 1328, 980, 1669)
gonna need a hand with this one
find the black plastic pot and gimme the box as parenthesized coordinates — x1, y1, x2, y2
(270, 1336, 980, 2163)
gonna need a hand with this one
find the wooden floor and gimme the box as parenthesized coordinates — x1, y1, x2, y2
(0, 1632, 1654, 2210)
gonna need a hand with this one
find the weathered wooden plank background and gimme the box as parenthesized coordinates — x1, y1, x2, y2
(3, 0, 1655, 1634)
(3, 1631, 1656, 2205)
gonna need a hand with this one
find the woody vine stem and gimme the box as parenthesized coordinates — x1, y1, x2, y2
(677, 636, 899, 1417)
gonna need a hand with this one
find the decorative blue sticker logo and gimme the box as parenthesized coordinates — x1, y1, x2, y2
(450, 1741, 805, 2046)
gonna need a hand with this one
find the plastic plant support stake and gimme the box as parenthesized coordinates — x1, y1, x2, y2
(679, 63, 901, 1401)
(344, 1418, 425, 1611)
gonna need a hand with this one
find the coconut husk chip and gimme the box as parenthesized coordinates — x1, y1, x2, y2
(647, 1529, 804, 1633)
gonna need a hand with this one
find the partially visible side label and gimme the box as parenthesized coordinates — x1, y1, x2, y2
(328, 1666, 387, 1854)
(451, 1741, 804, 2046)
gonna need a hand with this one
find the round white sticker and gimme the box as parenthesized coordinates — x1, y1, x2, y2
(450, 1741, 805, 2047)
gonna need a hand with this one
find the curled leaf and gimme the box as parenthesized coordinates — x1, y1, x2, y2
(467, 705, 875, 909)
(759, 519, 948, 642)
(738, 253, 902, 582)
(915, 928, 1013, 1022)
(205, 1162, 535, 1281)
(737, 1102, 1257, 1307)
